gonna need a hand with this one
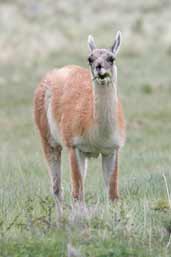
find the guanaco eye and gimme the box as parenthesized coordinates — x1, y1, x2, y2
(107, 56, 115, 64)
(88, 55, 94, 65)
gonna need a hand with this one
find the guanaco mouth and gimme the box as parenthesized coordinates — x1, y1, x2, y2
(98, 73, 110, 79)
(93, 73, 111, 81)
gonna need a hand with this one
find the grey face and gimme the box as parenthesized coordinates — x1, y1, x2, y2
(88, 49, 115, 80)
(88, 31, 122, 83)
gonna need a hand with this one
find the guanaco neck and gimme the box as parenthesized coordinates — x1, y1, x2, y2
(92, 76, 118, 136)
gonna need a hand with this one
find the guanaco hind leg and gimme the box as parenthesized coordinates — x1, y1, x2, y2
(102, 149, 119, 200)
(41, 139, 63, 219)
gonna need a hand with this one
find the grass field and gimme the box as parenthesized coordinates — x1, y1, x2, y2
(0, 1, 171, 256)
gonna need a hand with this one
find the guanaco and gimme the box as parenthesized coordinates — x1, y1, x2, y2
(34, 31, 126, 217)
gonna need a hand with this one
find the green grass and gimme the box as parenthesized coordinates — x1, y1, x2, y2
(0, 1, 171, 256)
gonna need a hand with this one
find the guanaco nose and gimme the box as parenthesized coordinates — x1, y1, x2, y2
(96, 63, 102, 72)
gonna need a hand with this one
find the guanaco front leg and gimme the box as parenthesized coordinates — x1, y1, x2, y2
(102, 149, 119, 201)
(69, 148, 87, 202)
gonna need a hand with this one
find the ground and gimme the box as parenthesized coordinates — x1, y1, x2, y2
(0, 1, 171, 256)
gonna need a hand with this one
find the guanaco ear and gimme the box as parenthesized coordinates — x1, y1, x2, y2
(111, 31, 122, 57)
(88, 35, 96, 52)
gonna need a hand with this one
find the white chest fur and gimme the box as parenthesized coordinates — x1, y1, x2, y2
(73, 126, 120, 158)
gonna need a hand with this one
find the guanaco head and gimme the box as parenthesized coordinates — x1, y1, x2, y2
(88, 31, 121, 84)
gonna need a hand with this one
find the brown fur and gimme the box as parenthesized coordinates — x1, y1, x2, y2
(109, 149, 119, 200)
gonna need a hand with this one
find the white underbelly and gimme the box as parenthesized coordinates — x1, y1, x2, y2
(73, 129, 120, 158)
